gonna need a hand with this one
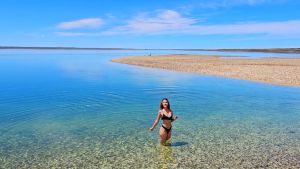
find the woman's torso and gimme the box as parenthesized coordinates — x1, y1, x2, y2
(161, 109, 172, 128)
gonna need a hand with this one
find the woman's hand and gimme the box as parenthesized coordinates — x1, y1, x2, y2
(149, 127, 154, 131)
(173, 116, 178, 121)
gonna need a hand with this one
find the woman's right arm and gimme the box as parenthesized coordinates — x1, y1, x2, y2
(149, 110, 162, 131)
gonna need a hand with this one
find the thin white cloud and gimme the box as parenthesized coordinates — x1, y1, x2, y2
(54, 31, 106, 37)
(102, 10, 300, 36)
(102, 10, 197, 35)
(184, 20, 300, 35)
(55, 32, 89, 36)
(127, 10, 196, 33)
(55, 10, 300, 37)
(56, 18, 103, 30)
(229, 0, 288, 6)
(190, 0, 285, 9)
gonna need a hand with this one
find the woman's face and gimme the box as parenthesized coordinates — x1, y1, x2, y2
(162, 100, 168, 108)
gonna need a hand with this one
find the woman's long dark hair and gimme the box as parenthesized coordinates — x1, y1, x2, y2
(160, 98, 170, 110)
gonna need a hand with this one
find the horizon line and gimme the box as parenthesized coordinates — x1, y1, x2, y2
(0, 45, 300, 53)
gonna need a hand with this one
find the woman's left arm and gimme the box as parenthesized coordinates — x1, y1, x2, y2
(171, 110, 178, 122)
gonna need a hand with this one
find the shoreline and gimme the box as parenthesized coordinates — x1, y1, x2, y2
(1, 46, 300, 53)
(111, 54, 300, 87)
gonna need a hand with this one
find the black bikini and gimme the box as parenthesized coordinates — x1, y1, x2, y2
(161, 124, 172, 134)
(161, 112, 173, 134)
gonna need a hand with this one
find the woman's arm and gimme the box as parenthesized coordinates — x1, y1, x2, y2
(149, 111, 162, 131)
(171, 110, 178, 122)
(171, 116, 178, 122)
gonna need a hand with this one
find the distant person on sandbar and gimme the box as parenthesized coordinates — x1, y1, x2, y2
(149, 98, 178, 146)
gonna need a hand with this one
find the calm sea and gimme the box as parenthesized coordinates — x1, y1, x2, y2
(0, 50, 299, 168)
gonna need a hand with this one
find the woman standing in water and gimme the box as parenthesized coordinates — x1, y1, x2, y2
(149, 98, 178, 145)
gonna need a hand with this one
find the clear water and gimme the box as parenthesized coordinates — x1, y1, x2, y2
(0, 50, 299, 168)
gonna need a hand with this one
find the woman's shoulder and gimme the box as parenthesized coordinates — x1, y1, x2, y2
(158, 109, 163, 114)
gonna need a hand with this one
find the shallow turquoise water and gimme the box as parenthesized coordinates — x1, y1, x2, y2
(0, 50, 299, 168)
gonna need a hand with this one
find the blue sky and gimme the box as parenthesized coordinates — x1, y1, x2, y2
(1, 0, 300, 48)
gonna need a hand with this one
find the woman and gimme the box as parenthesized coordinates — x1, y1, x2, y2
(149, 98, 178, 145)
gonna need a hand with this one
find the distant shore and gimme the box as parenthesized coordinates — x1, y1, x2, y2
(0, 46, 141, 51)
(111, 54, 300, 87)
(1, 46, 300, 53)
(176, 48, 300, 54)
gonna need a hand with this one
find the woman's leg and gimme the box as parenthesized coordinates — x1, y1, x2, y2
(159, 126, 168, 145)
(166, 130, 171, 142)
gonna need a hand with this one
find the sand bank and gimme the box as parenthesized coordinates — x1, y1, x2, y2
(111, 54, 300, 87)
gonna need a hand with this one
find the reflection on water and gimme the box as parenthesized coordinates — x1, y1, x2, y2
(0, 50, 300, 168)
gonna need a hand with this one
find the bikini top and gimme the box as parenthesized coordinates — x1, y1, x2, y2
(161, 110, 173, 120)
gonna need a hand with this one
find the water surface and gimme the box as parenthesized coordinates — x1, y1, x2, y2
(0, 50, 299, 168)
